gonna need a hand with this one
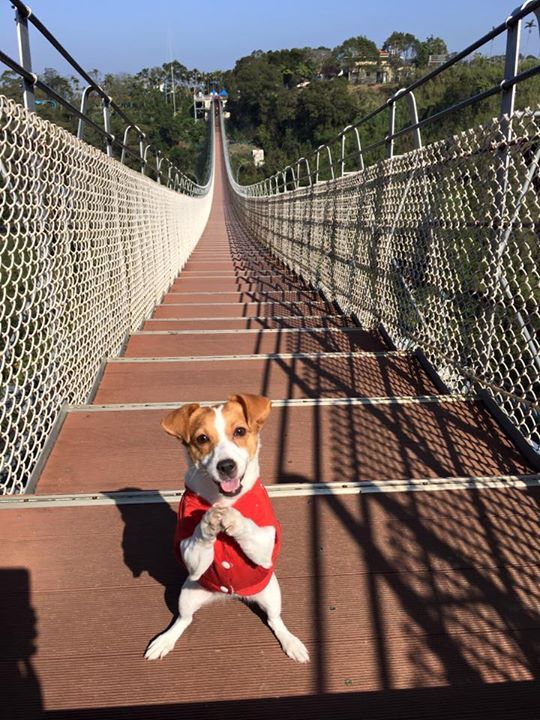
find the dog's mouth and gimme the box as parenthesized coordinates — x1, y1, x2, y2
(215, 474, 243, 497)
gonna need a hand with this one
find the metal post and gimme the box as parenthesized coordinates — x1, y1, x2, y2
(484, 5, 525, 384)
(387, 99, 396, 159)
(156, 151, 162, 184)
(102, 97, 113, 158)
(15, 3, 36, 112)
(297, 157, 312, 187)
(340, 129, 348, 176)
(120, 124, 146, 171)
(496, 9, 524, 208)
(139, 134, 145, 173)
(289, 165, 298, 190)
(77, 86, 94, 140)
(142, 144, 152, 176)
(355, 127, 365, 172)
(120, 126, 130, 164)
(326, 146, 335, 180)
(500, 8, 522, 125)
(340, 126, 365, 175)
(405, 91, 422, 149)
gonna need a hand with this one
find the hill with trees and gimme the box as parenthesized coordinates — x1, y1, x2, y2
(1, 27, 538, 186)
(223, 31, 538, 184)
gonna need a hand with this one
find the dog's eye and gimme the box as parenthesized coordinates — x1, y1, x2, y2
(196, 434, 209, 445)
(234, 427, 247, 438)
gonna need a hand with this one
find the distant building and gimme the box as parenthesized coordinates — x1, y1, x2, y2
(349, 50, 409, 85)
(252, 148, 265, 167)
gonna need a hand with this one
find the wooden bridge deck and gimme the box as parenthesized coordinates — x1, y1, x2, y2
(1, 126, 539, 719)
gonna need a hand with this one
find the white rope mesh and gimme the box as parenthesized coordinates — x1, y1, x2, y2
(224, 110, 540, 454)
(1, 96, 214, 494)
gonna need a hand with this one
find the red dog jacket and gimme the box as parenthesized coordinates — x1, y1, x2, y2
(174, 479, 281, 596)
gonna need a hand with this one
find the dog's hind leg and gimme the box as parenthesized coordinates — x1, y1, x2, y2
(251, 573, 310, 663)
(145, 579, 215, 660)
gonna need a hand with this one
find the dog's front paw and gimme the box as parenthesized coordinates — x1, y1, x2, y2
(220, 507, 245, 537)
(200, 506, 225, 541)
(282, 634, 310, 663)
(144, 630, 178, 660)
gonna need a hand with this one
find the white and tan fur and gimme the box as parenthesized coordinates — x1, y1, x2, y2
(144, 393, 309, 663)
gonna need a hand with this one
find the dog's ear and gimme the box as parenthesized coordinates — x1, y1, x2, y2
(229, 393, 272, 430)
(161, 404, 200, 444)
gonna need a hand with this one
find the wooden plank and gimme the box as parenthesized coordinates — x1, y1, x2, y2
(152, 301, 333, 319)
(36, 401, 531, 494)
(171, 277, 308, 292)
(162, 290, 322, 304)
(141, 316, 356, 331)
(124, 328, 388, 357)
(94, 354, 439, 404)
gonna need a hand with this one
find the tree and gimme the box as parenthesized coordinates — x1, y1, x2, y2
(383, 32, 419, 62)
(415, 36, 448, 67)
(295, 80, 360, 145)
(0, 70, 22, 101)
(334, 35, 379, 68)
(305, 47, 333, 74)
(42, 68, 75, 100)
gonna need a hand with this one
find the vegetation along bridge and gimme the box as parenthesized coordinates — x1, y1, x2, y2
(1, 1, 539, 717)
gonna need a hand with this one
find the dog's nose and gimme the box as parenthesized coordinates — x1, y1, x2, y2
(217, 459, 237, 476)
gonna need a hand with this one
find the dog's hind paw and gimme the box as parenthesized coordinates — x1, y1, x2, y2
(144, 631, 178, 661)
(282, 634, 310, 663)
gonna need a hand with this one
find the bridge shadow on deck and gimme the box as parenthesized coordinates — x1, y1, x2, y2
(29, 680, 540, 720)
(0, 569, 44, 720)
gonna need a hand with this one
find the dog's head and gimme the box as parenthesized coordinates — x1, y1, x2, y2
(161, 393, 271, 498)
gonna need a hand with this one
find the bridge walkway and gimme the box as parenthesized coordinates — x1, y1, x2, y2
(2, 125, 539, 719)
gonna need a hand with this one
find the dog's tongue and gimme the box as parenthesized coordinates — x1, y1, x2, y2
(220, 476, 241, 494)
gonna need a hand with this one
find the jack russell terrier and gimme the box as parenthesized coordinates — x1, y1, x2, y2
(144, 393, 309, 663)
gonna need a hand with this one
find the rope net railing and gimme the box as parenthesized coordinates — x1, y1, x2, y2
(222, 107, 540, 455)
(1, 97, 215, 494)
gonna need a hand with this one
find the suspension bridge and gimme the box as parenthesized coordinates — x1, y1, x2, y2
(1, 1, 540, 718)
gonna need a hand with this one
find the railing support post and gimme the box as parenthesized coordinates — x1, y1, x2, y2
(387, 99, 396, 159)
(15, 3, 36, 112)
(500, 7, 522, 137)
(120, 124, 146, 172)
(77, 86, 93, 140)
(102, 97, 113, 158)
(405, 91, 422, 149)
(156, 151, 163, 184)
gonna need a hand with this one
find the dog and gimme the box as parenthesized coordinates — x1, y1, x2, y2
(144, 392, 309, 663)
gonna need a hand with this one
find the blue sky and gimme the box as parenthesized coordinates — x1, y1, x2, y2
(1, 0, 538, 76)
